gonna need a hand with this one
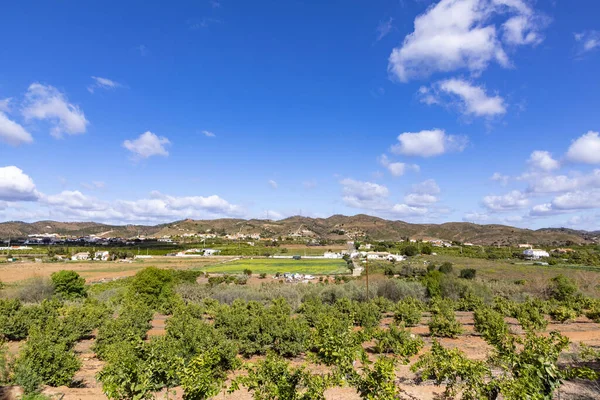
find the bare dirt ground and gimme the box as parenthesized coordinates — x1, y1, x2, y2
(0, 256, 235, 284)
(0, 311, 592, 400)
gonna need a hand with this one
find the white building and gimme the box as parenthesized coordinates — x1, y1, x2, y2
(366, 252, 390, 260)
(94, 251, 110, 261)
(71, 252, 90, 261)
(523, 249, 549, 259)
(387, 254, 406, 262)
(324, 251, 342, 259)
(203, 249, 221, 256)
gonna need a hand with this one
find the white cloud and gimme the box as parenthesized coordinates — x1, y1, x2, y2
(404, 179, 441, 206)
(201, 130, 216, 137)
(268, 179, 278, 189)
(552, 190, 600, 211)
(389, 203, 428, 217)
(0, 98, 11, 112)
(0, 111, 33, 145)
(420, 78, 506, 117)
(376, 18, 394, 41)
(491, 172, 509, 186)
(22, 83, 88, 138)
(123, 131, 170, 159)
(0, 166, 40, 201)
(87, 76, 122, 94)
(340, 178, 390, 209)
(526, 169, 600, 194)
(574, 30, 600, 55)
(378, 154, 420, 176)
(42, 190, 105, 211)
(391, 129, 467, 157)
(527, 150, 560, 171)
(482, 190, 528, 211)
(388, 0, 546, 82)
(566, 131, 600, 164)
(463, 211, 490, 223)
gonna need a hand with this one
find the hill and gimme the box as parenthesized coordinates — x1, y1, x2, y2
(0, 215, 597, 246)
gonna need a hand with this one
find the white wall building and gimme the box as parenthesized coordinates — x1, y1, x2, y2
(523, 249, 549, 259)
(71, 252, 90, 261)
(94, 251, 110, 261)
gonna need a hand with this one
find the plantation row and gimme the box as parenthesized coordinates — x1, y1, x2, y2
(0, 266, 600, 399)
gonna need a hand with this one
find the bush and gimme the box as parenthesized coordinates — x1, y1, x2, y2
(16, 277, 55, 303)
(259, 273, 267, 279)
(438, 262, 453, 274)
(233, 353, 331, 400)
(403, 245, 418, 257)
(126, 267, 176, 312)
(353, 301, 381, 330)
(97, 342, 154, 400)
(51, 270, 86, 299)
(0, 299, 60, 341)
(311, 313, 362, 372)
(459, 269, 476, 280)
(548, 275, 578, 301)
(548, 304, 578, 323)
(428, 300, 463, 338)
(375, 280, 426, 302)
(393, 297, 423, 327)
(243, 269, 252, 276)
(179, 349, 235, 400)
(373, 324, 424, 363)
(473, 307, 509, 347)
(13, 319, 81, 391)
(353, 357, 400, 400)
(514, 300, 548, 331)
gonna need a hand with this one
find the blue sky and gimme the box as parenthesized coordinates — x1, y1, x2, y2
(1, 0, 600, 229)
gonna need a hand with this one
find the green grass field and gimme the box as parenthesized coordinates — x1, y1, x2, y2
(197, 258, 349, 275)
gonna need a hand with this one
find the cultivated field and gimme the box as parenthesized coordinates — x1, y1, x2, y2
(198, 258, 348, 275)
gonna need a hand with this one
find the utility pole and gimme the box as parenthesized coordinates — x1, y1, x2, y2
(365, 256, 369, 301)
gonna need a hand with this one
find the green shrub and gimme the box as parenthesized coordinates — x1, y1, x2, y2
(473, 307, 509, 347)
(353, 301, 381, 330)
(0, 340, 10, 385)
(403, 245, 418, 257)
(311, 313, 362, 372)
(411, 341, 490, 399)
(514, 300, 548, 331)
(126, 267, 175, 312)
(373, 324, 424, 363)
(376, 280, 426, 302)
(353, 357, 400, 400)
(459, 269, 476, 280)
(493, 296, 517, 316)
(455, 291, 484, 311)
(548, 304, 578, 323)
(179, 349, 233, 400)
(97, 342, 154, 400)
(13, 320, 81, 391)
(243, 269, 252, 276)
(428, 300, 463, 338)
(233, 353, 331, 400)
(0, 299, 60, 341)
(393, 297, 422, 327)
(438, 262, 454, 274)
(548, 275, 578, 301)
(259, 273, 267, 279)
(51, 270, 86, 299)
(16, 277, 55, 303)
(61, 299, 112, 341)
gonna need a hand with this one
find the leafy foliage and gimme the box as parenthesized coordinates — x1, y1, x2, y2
(393, 297, 422, 327)
(51, 270, 87, 299)
(353, 357, 400, 400)
(428, 299, 463, 338)
(373, 324, 423, 363)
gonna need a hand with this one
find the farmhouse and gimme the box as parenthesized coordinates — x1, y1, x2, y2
(203, 249, 221, 256)
(523, 249, 550, 260)
(366, 252, 390, 260)
(71, 252, 90, 261)
(324, 251, 343, 259)
(94, 251, 110, 261)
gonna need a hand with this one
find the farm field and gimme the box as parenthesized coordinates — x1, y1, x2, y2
(197, 257, 349, 275)
(0, 256, 234, 284)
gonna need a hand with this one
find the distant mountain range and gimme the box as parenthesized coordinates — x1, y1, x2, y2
(0, 215, 598, 246)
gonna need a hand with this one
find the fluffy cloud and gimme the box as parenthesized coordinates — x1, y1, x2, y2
(42, 190, 105, 210)
(391, 129, 467, 157)
(482, 190, 528, 211)
(526, 170, 600, 194)
(0, 166, 40, 201)
(389, 203, 428, 217)
(201, 130, 216, 137)
(378, 154, 420, 176)
(574, 31, 600, 55)
(268, 180, 278, 189)
(566, 131, 600, 164)
(463, 211, 490, 223)
(123, 131, 170, 159)
(22, 83, 88, 138)
(388, 0, 546, 82)
(0, 111, 33, 145)
(419, 79, 506, 117)
(87, 76, 122, 94)
(340, 178, 389, 209)
(404, 179, 441, 206)
(527, 150, 560, 171)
